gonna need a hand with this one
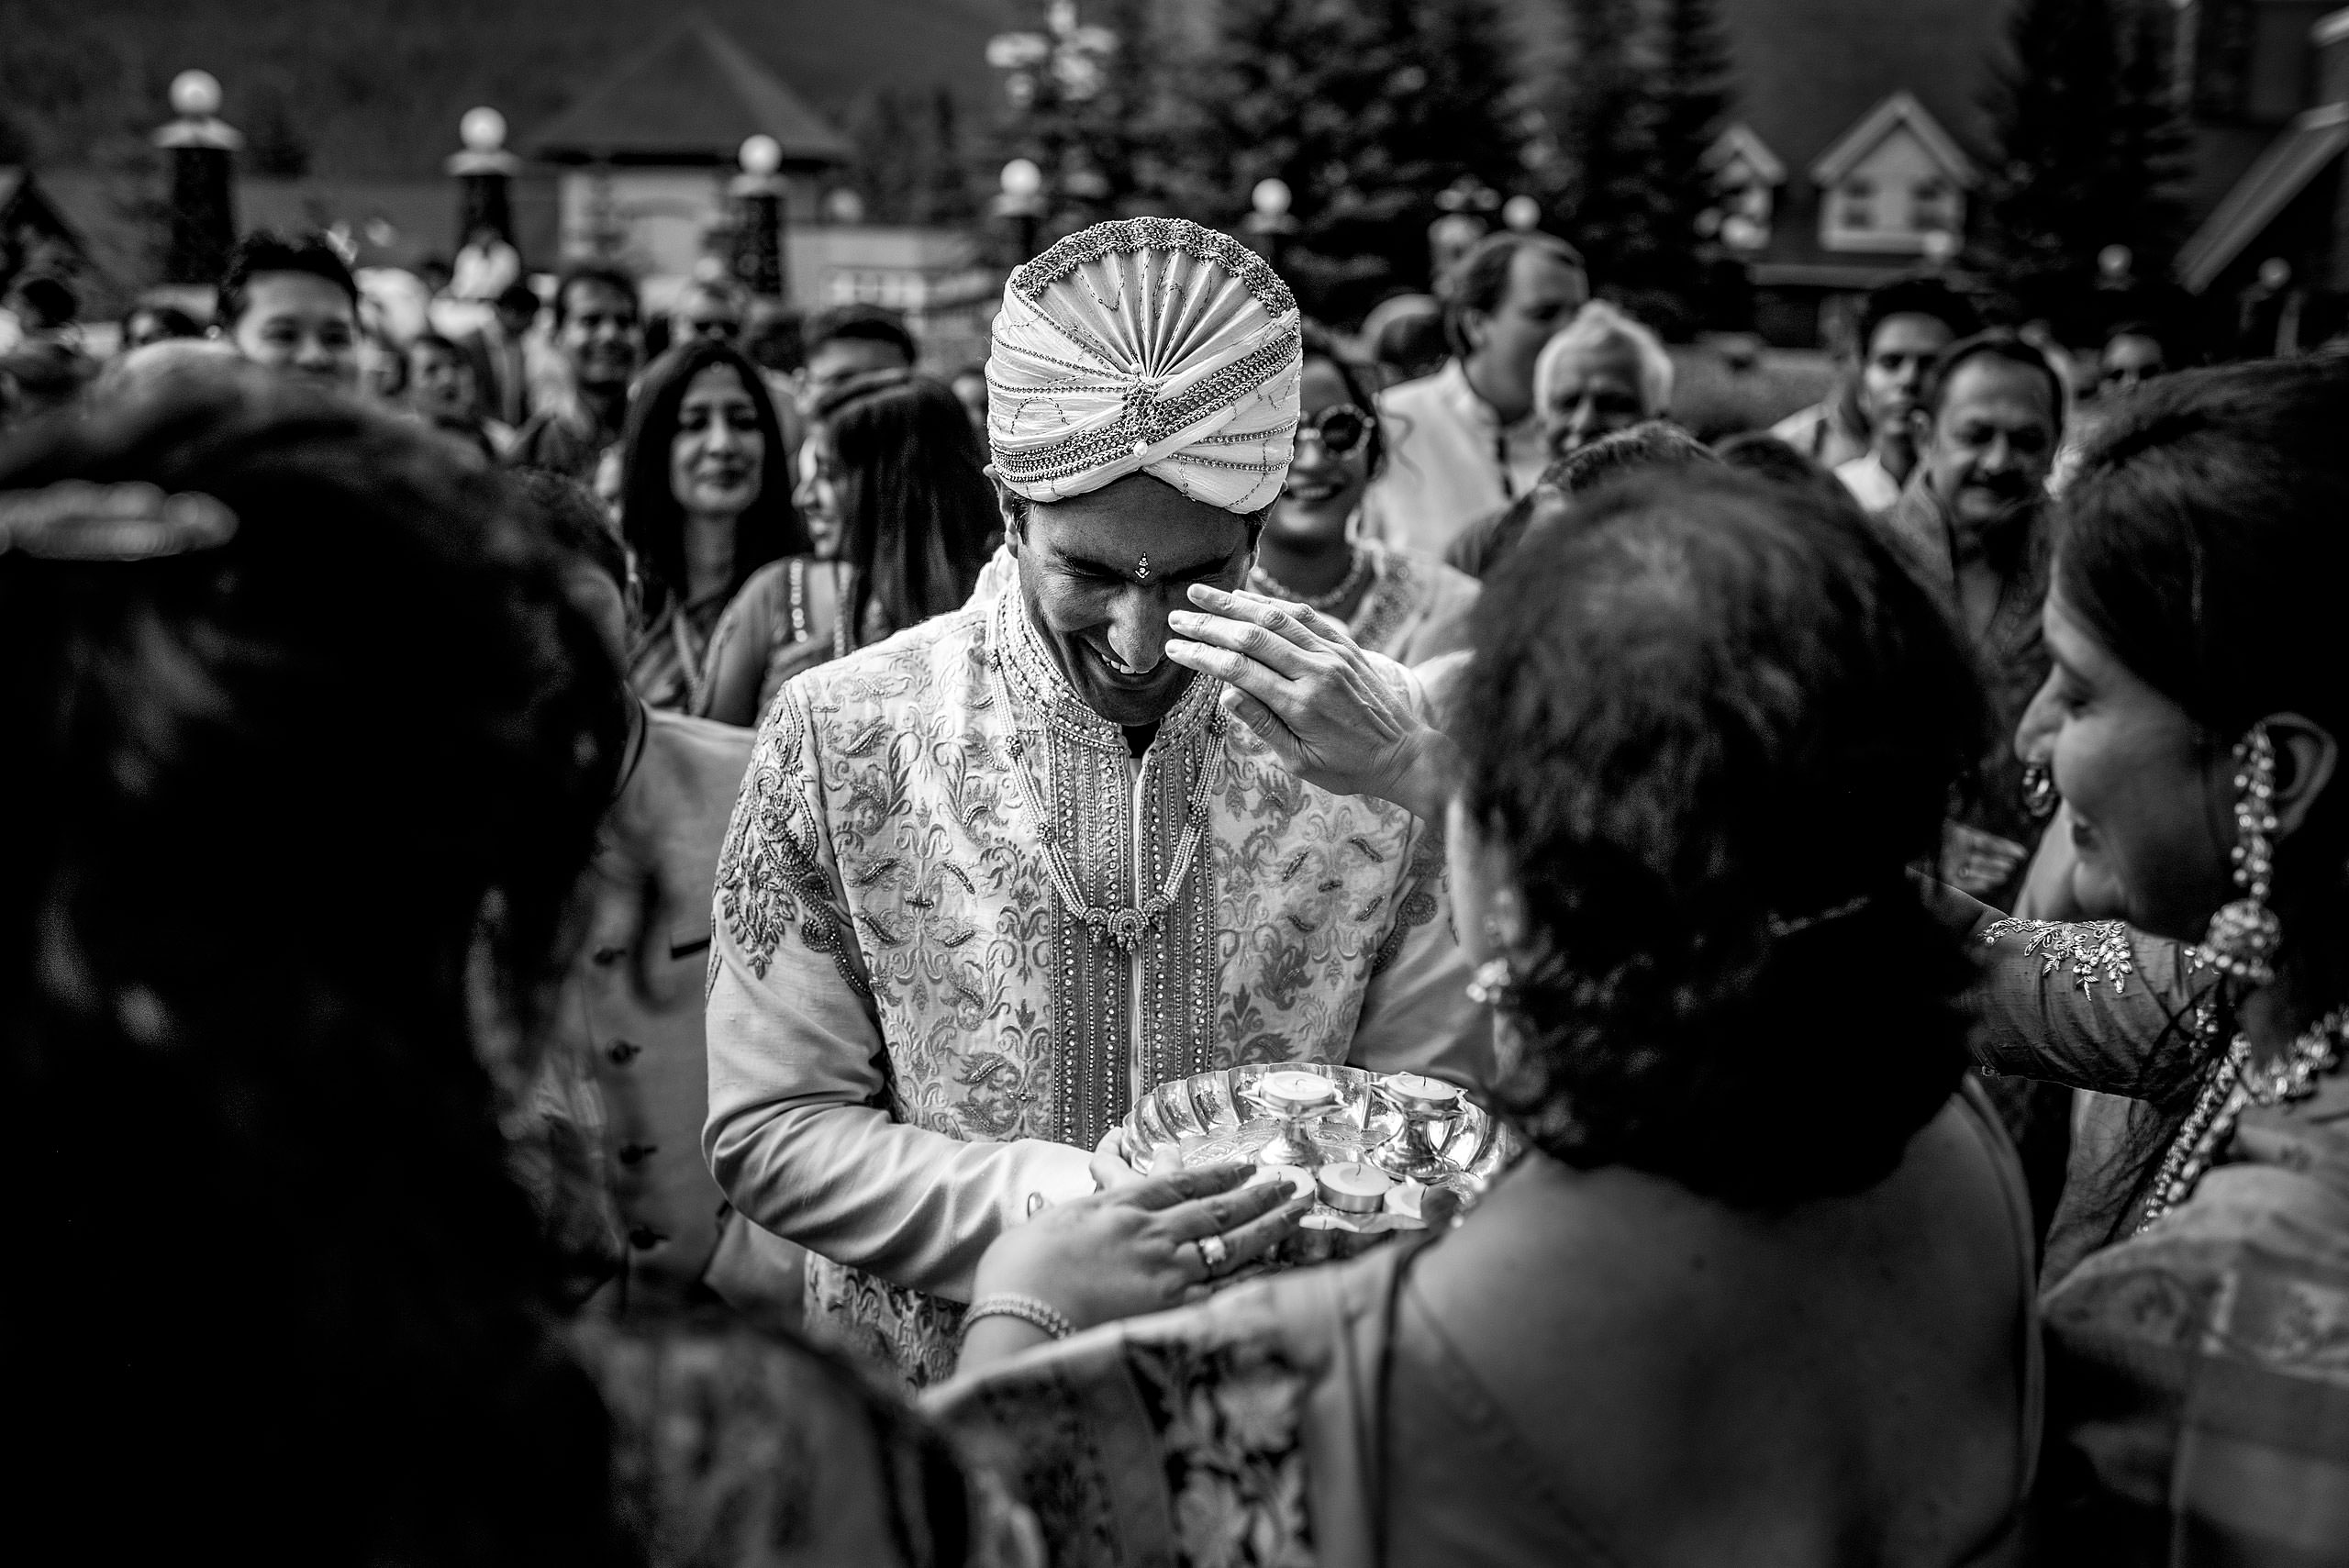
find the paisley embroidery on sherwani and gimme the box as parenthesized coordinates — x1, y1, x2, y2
(712, 690, 866, 999)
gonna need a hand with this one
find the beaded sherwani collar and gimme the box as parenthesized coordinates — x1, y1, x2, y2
(987, 588, 1221, 753)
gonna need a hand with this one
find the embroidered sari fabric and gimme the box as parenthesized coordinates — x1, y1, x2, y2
(932, 1081, 2039, 1568)
(705, 592, 1491, 1389)
(1964, 901, 2349, 1563)
(626, 591, 732, 715)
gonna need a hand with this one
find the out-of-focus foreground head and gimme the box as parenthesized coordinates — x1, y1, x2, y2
(1452, 467, 1986, 1206)
(0, 357, 631, 1561)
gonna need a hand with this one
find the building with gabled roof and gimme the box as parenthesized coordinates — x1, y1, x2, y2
(522, 9, 854, 299)
(526, 10, 855, 170)
(2168, 4, 2349, 346)
(1679, 0, 2010, 343)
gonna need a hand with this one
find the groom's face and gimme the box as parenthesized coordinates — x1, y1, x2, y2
(1001, 473, 1256, 728)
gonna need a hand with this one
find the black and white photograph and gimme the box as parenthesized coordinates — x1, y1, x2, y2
(4, 1, 2346, 1562)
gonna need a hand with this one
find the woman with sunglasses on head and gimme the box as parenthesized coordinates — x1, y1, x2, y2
(1247, 326, 1478, 666)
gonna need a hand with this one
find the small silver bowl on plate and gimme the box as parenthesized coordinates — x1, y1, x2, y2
(1122, 1062, 1513, 1233)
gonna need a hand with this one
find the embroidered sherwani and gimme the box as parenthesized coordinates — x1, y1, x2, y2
(705, 592, 1490, 1386)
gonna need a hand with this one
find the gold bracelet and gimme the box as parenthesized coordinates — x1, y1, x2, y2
(963, 1294, 1074, 1342)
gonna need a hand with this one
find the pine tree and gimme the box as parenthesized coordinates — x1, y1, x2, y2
(1642, 0, 1743, 333)
(917, 89, 980, 228)
(985, 0, 1174, 244)
(846, 86, 983, 227)
(2105, 0, 2189, 273)
(1971, 0, 2186, 335)
(1164, 0, 1529, 321)
(1545, 0, 1663, 287)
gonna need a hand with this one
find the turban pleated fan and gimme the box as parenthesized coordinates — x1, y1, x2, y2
(987, 217, 1303, 515)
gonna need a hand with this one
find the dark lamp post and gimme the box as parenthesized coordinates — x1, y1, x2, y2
(1246, 177, 1298, 274)
(153, 70, 241, 291)
(996, 159, 1046, 265)
(445, 107, 519, 252)
(731, 134, 789, 302)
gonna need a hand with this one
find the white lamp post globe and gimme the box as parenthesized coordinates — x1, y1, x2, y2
(460, 106, 507, 154)
(2097, 243, 2132, 282)
(1000, 158, 1044, 200)
(2258, 256, 2292, 292)
(740, 135, 783, 177)
(171, 70, 223, 119)
(1251, 177, 1292, 219)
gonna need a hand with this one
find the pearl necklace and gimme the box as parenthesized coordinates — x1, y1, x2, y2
(1249, 548, 1370, 613)
(2137, 1004, 2348, 1233)
(985, 653, 1226, 952)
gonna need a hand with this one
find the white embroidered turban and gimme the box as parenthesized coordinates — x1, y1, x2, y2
(987, 217, 1302, 514)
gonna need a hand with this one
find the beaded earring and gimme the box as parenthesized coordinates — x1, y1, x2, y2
(2198, 724, 2281, 987)
(2020, 762, 2057, 822)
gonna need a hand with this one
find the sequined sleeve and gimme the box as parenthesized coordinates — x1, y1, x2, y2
(1957, 888, 2220, 1110)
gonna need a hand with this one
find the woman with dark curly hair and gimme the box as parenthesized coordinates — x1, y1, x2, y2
(616, 338, 807, 712)
(936, 469, 2039, 1566)
(0, 361, 1007, 1568)
(694, 369, 995, 728)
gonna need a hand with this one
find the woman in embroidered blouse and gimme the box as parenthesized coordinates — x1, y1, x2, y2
(618, 339, 805, 712)
(1244, 326, 1477, 666)
(936, 469, 2041, 1567)
(1952, 356, 2349, 1565)
(696, 371, 996, 728)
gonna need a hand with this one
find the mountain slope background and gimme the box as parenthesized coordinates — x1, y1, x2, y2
(0, 0, 1027, 173)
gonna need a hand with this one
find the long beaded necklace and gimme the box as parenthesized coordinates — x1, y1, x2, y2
(1249, 547, 1370, 614)
(2137, 1003, 2348, 1232)
(985, 651, 1226, 953)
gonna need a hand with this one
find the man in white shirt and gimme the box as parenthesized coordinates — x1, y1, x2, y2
(1831, 276, 1978, 514)
(1359, 232, 1587, 558)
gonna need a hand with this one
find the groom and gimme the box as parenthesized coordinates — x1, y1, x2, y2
(703, 217, 1489, 1386)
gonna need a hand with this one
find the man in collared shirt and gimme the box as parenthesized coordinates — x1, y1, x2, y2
(1358, 232, 1588, 559)
(1878, 332, 2064, 909)
(1831, 276, 1979, 515)
(507, 266, 644, 483)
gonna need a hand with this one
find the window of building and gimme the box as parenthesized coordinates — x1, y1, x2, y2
(1910, 177, 1953, 234)
(1838, 178, 1876, 230)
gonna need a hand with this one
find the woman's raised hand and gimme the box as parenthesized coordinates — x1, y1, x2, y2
(1164, 584, 1461, 821)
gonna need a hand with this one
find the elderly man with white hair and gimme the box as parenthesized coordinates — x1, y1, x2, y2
(1532, 299, 1675, 462)
(703, 217, 1491, 1389)
(1439, 301, 1679, 580)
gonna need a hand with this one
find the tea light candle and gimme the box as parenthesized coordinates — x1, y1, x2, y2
(1246, 1163, 1315, 1199)
(1317, 1161, 1395, 1214)
(1259, 1070, 1342, 1116)
(1386, 1073, 1461, 1113)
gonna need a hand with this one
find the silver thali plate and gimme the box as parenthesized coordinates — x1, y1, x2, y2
(1121, 1062, 1513, 1202)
